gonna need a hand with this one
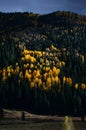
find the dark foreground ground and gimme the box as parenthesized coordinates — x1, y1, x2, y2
(0, 119, 86, 130)
(0, 109, 86, 130)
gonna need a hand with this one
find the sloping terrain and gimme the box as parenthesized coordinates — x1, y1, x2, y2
(0, 109, 86, 130)
(0, 11, 86, 116)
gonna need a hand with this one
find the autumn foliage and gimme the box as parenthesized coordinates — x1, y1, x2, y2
(0, 11, 86, 115)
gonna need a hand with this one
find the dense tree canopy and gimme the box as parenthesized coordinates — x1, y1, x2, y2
(0, 11, 86, 116)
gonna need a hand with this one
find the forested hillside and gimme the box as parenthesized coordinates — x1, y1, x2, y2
(0, 11, 86, 116)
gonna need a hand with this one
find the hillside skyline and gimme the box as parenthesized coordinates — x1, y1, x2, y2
(0, 0, 86, 15)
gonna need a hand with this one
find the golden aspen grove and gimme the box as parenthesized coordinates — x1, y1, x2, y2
(0, 11, 86, 116)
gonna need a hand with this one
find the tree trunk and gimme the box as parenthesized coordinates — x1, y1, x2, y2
(21, 111, 25, 120)
(81, 116, 85, 122)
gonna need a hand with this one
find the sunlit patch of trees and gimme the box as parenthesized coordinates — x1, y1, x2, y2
(0, 42, 86, 115)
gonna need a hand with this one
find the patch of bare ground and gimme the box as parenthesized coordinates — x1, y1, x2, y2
(2, 109, 86, 121)
(0, 109, 86, 130)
